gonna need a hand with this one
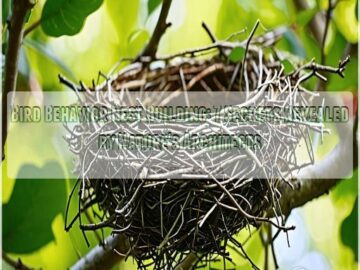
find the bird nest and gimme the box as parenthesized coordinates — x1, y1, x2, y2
(62, 25, 349, 270)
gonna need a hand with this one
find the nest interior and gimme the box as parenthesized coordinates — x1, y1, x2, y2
(63, 26, 349, 270)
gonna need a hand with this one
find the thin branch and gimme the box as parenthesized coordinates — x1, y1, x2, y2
(228, 20, 259, 91)
(23, 19, 41, 37)
(201, 22, 216, 43)
(137, 0, 172, 60)
(2, 252, 33, 270)
(321, 0, 335, 65)
(1, 0, 36, 160)
(70, 234, 128, 270)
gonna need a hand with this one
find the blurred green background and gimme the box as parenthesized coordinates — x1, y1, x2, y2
(1, 0, 358, 269)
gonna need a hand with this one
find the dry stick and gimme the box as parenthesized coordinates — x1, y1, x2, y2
(2, 0, 36, 161)
(137, 0, 173, 60)
(228, 20, 260, 91)
(201, 22, 226, 58)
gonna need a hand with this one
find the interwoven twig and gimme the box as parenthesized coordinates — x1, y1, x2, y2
(62, 25, 349, 270)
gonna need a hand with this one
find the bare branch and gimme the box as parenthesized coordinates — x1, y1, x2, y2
(277, 126, 355, 215)
(137, 0, 173, 60)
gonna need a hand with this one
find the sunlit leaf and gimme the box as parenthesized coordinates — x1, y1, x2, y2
(106, 0, 140, 56)
(24, 39, 76, 81)
(216, 0, 248, 39)
(296, 8, 317, 27)
(148, 0, 162, 16)
(128, 29, 150, 57)
(3, 162, 66, 253)
(228, 47, 245, 62)
(334, 0, 358, 43)
(281, 59, 294, 74)
(41, 0, 103, 37)
(341, 197, 358, 261)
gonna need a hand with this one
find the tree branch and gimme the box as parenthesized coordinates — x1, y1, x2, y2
(137, 0, 172, 60)
(277, 127, 355, 215)
(70, 234, 128, 270)
(1, 0, 35, 160)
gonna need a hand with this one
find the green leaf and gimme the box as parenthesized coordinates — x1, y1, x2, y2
(332, 170, 358, 199)
(106, 0, 140, 55)
(281, 59, 294, 74)
(24, 39, 76, 81)
(296, 8, 317, 27)
(3, 162, 67, 253)
(283, 29, 306, 58)
(341, 197, 358, 261)
(148, 0, 162, 16)
(41, 0, 103, 37)
(128, 29, 150, 57)
(334, 0, 358, 43)
(228, 47, 245, 63)
(2, 0, 10, 25)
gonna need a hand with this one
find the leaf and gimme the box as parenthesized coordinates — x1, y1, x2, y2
(3, 162, 67, 254)
(148, 0, 162, 16)
(228, 47, 245, 63)
(24, 39, 76, 80)
(334, 0, 358, 43)
(341, 197, 358, 261)
(2, 0, 10, 25)
(128, 29, 150, 57)
(283, 29, 306, 58)
(106, 0, 140, 54)
(281, 59, 294, 74)
(41, 0, 103, 37)
(296, 8, 317, 27)
(332, 170, 357, 200)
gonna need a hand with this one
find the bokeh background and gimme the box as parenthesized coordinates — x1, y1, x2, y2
(2, 0, 358, 269)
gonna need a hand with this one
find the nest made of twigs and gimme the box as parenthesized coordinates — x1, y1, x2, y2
(62, 24, 349, 270)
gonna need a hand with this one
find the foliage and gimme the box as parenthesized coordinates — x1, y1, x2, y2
(3, 162, 66, 253)
(41, 0, 103, 37)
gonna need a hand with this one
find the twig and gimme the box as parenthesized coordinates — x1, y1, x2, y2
(2, 252, 33, 270)
(228, 20, 260, 91)
(174, 253, 199, 270)
(137, 0, 173, 60)
(1, 0, 36, 160)
(321, 0, 335, 65)
(23, 19, 41, 37)
(202, 21, 226, 58)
